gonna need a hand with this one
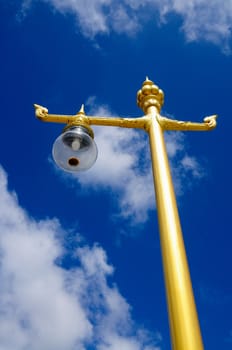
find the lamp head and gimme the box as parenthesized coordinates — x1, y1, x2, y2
(52, 126, 98, 172)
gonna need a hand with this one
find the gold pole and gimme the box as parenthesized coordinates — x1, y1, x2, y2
(34, 77, 217, 350)
(137, 78, 206, 349)
(148, 105, 204, 350)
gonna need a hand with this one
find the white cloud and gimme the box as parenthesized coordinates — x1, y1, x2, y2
(20, 0, 232, 50)
(158, 0, 232, 53)
(76, 108, 154, 223)
(164, 132, 204, 194)
(180, 155, 203, 179)
(59, 100, 203, 224)
(0, 165, 161, 350)
(46, 0, 111, 37)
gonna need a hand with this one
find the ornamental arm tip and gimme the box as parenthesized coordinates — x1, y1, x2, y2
(203, 114, 218, 129)
(34, 104, 48, 120)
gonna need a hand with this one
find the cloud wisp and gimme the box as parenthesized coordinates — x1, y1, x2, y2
(0, 165, 161, 350)
(20, 0, 232, 51)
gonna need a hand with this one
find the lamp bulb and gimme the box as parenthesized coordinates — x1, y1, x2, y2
(71, 139, 81, 151)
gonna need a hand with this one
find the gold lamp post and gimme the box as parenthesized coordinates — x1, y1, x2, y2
(34, 77, 217, 350)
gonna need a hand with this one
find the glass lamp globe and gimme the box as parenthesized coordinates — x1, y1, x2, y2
(52, 126, 98, 172)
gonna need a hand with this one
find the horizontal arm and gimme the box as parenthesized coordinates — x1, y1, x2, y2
(34, 104, 149, 130)
(34, 104, 217, 133)
(34, 104, 78, 124)
(158, 114, 218, 131)
(87, 115, 149, 130)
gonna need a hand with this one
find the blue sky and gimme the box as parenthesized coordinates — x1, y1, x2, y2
(0, 1, 231, 349)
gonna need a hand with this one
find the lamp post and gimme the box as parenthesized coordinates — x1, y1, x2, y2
(34, 77, 217, 350)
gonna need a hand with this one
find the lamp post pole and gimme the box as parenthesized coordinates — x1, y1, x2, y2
(34, 77, 217, 350)
(148, 105, 204, 350)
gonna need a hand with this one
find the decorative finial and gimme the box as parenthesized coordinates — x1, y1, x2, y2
(137, 78, 164, 114)
(145, 76, 152, 83)
(77, 104, 85, 115)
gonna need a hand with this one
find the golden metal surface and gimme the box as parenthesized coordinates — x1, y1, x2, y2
(34, 103, 151, 131)
(148, 105, 204, 350)
(34, 78, 217, 350)
(158, 114, 217, 131)
(137, 77, 164, 113)
(34, 102, 217, 133)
